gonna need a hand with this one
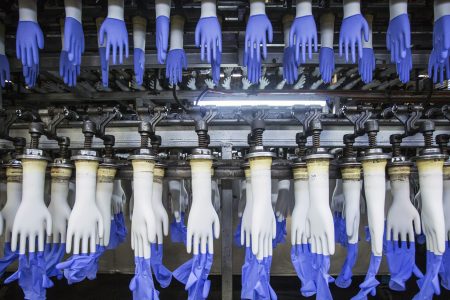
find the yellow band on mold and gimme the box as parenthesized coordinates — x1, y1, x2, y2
(361, 159, 387, 172)
(417, 159, 444, 173)
(292, 166, 308, 180)
(6, 167, 22, 182)
(249, 157, 272, 170)
(132, 160, 156, 172)
(97, 167, 117, 182)
(307, 159, 330, 174)
(190, 159, 213, 173)
(51, 167, 72, 180)
(341, 166, 361, 181)
(388, 165, 410, 181)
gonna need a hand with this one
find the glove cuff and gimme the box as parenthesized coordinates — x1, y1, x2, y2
(435, 1, 450, 21)
(200, 0, 217, 18)
(249, 0, 266, 16)
(343, 0, 361, 19)
(0, 23, 5, 55)
(156, 0, 171, 18)
(19, 0, 38, 22)
(133, 16, 147, 51)
(169, 15, 185, 50)
(389, 0, 408, 20)
(107, 0, 125, 21)
(65, 0, 82, 23)
(296, 0, 312, 17)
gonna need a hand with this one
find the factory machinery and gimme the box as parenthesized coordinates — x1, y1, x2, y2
(0, 0, 450, 300)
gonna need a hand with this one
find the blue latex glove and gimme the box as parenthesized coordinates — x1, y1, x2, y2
(165, 49, 187, 86)
(396, 47, 412, 83)
(99, 47, 109, 87)
(319, 47, 335, 84)
(386, 14, 411, 63)
(253, 257, 277, 300)
(336, 243, 359, 288)
(134, 48, 145, 86)
(386, 241, 423, 291)
(56, 245, 105, 284)
(313, 254, 333, 300)
(170, 213, 188, 245)
(195, 16, 222, 63)
(291, 244, 317, 297)
(243, 47, 262, 85)
(234, 218, 243, 247)
(0, 54, 11, 87)
(156, 16, 170, 64)
(244, 14, 273, 62)
(211, 46, 222, 85)
(289, 15, 318, 64)
(5, 252, 53, 300)
(16, 21, 44, 68)
(283, 46, 298, 85)
(23, 63, 39, 88)
(59, 50, 80, 87)
(414, 251, 442, 300)
(64, 17, 84, 66)
(351, 254, 381, 300)
(44, 243, 66, 280)
(98, 18, 129, 65)
(129, 257, 160, 300)
(107, 212, 128, 250)
(439, 241, 450, 290)
(272, 218, 286, 248)
(433, 15, 450, 61)
(428, 49, 450, 84)
(241, 247, 258, 299)
(0, 242, 19, 277)
(150, 243, 172, 288)
(358, 48, 376, 84)
(173, 252, 213, 300)
(339, 14, 369, 63)
(333, 211, 348, 247)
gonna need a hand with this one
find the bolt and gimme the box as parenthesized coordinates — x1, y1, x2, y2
(138, 121, 151, 148)
(82, 120, 96, 149)
(420, 120, 435, 148)
(29, 122, 44, 149)
(58, 137, 70, 159)
(296, 132, 307, 157)
(311, 119, 322, 149)
(251, 119, 265, 147)
(365, 120, 379, 148)
(390, 134, 403, 157)
(195, 120, 209, 148)
(151, 135, 162, 153)
(343, 134, 355, 158)
(104, 136, 115, 158)
(13, 137, 26, 155)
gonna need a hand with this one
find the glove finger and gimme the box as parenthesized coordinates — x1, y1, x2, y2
(73, 232, 80, 255)
(82, 235, 89, 254)
(193, 234, 200, 255)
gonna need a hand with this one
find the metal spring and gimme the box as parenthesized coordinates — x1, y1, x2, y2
(105, 145, 113, 158)
(141, 135, 149, 148)
(198, 131, 208, 148)
(30, 136, 39, 149)
(253, 128, 264, 147)
(84, 135, 93, 149)
(368, 133, 377, 148)
(424, 133, 433, 148)
(60, 145, 69, 159)
(312, 131, 321, 148)
(392, 143, 401, 157)
(298, 146, 306, 158)
(344, 143, 354, 158)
